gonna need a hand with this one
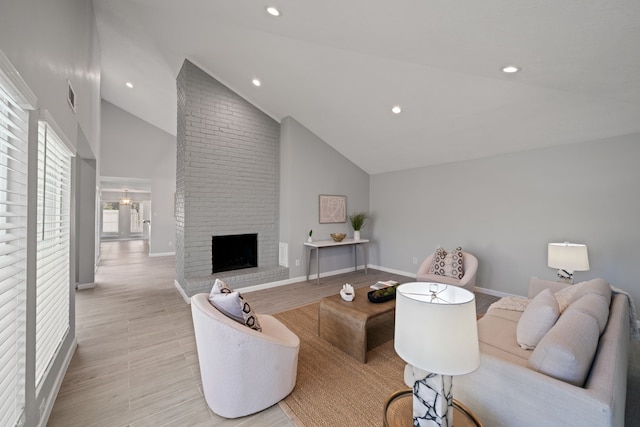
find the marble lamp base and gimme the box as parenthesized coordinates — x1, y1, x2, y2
(404, 364, 453, 427)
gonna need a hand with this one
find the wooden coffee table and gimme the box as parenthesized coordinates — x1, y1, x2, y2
(318, 286, 395, 363)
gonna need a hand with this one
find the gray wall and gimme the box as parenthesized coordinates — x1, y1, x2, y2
(279, 116, 370, 278)
(0, 1, 101, 426)
(76, 156, 97, 286)
(0, 0, 101, 157)
(100, 100, 176, 255)
(370, 134, 640, 305)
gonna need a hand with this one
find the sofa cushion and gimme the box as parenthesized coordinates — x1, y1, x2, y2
(564, 292, 610, 334)
(516, 288, 560, 350)
(486, 306, 526, 323)
(477, 311, 532, 363)
(527, 310, 600, 386)
(554, 278, 611, 312)
(428, 247, 464, 279)
(209, 279, 262, 332)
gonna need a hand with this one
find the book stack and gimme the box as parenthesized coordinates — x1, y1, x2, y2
(370, 280, 399, 290)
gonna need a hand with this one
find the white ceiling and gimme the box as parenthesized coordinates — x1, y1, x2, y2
(93, 0, 640, 175)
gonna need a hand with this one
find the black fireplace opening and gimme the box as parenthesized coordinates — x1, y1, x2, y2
(212, 233, 258, 274)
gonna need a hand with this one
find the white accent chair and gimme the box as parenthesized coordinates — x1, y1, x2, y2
(416, 250, 479, 293)
(190, 293, 300, 418)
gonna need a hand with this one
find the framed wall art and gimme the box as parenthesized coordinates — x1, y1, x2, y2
(319, 194, 346, 224)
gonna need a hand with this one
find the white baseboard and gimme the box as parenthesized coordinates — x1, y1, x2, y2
(150, 251, 175, 257)
(369, 264, 519, 298)
(38, 336, 77, 427)
(367, 264, 416, 279)
(173, 264, 520, 304)
(367, 265, 519, 298)
(174, 280, 191, 303)
(303, 264, 373, 281)
(473, 286, 516, 298)
(236, 264, 414, 292)
(237, 276, 309, 293)
(175, 265, 386, 303)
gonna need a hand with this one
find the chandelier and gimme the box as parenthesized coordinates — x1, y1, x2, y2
(119, 190, 132, 205)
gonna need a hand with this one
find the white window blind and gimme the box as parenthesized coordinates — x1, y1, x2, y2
(0, 81, 29, 427)
(35, 121, 72, 386)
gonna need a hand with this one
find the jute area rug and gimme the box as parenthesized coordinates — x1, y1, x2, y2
(274, 303, 406, 427)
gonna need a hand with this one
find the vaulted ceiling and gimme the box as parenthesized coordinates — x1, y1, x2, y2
(93, 0, 640, 175)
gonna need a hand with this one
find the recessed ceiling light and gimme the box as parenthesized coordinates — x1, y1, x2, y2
(391, 105, 402, 114)
(502, 66, 520, 73)
(252, 78, 261, 87)
(125, 82, 134, 88)
(266, 6, 280, 16)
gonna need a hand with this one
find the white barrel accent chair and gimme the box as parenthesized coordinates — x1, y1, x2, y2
(416, 250, 479, 293)
(190, 293, 300, 418)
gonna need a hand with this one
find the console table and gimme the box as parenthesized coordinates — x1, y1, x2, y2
(304, 238, 369, 285)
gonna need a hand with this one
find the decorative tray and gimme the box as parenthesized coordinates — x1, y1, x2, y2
(368, 287, 396, 303)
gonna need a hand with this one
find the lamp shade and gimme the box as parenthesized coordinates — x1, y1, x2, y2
(394, 282, 479, 376)
(548, 242, 589, 271)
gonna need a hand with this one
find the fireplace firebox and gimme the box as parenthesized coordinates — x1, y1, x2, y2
(212, 233, 258, 274)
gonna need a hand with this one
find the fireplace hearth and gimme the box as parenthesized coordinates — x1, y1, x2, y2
(212, 234, 258, 274)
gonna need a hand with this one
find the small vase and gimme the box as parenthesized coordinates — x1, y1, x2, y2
(354, 230, 361, 241)
(307, 236, 313, 243)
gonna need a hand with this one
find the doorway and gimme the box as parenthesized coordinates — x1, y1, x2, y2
(101, 200, 146, 239)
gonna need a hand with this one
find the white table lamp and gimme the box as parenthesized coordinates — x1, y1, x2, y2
(394, 282, 479, 427)
(548, 242, 589, 284)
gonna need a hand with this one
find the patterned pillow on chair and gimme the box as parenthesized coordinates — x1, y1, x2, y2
(428, 247, 464, 279)
(209, 279, 262, 332)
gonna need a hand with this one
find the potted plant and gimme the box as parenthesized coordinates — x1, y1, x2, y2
(307, 229, 313, 243)
(347, 212, 368, 240)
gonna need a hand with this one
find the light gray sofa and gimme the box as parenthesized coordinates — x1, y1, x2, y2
(456, 278, 630, 427)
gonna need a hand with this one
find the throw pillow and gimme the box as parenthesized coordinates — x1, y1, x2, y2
(211, 278, 233, 294)
(527, 310, 600, 387)
(516, 288, 560, 350)
(554, 285, 581, 312)
(209, 291, 245, 323)
(554, 278, 611, 312)
(428, 247, 464, 279)
(208, 279, 262, 332)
